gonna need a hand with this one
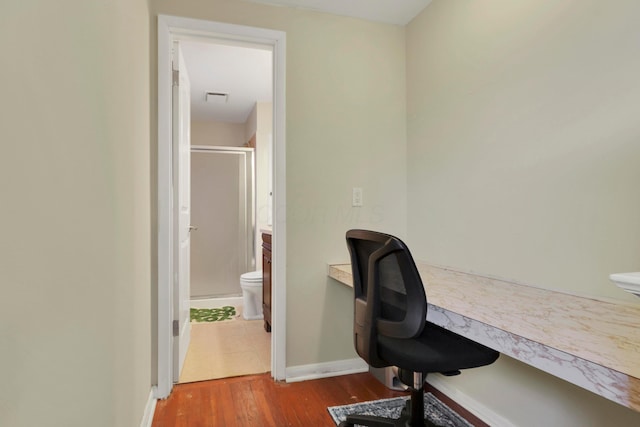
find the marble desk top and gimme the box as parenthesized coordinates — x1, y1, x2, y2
(328, 262, 640, 412)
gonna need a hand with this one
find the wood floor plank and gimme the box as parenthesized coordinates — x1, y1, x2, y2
(217, 380, 237, 426)
(275, 381, 311, 426)
(230, 378, 262, 425)
(249, 376, 281, 427)
(152, 372, 487, 427)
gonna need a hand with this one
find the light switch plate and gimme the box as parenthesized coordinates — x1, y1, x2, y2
(352, 187, 363, 207)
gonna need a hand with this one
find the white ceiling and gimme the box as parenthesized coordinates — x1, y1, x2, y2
(246, 0, 432, 25)
(183, 0, 432, 124)
(181, 41, 273, 123)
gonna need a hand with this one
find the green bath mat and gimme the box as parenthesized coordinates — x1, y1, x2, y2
(190, 306, 237, 322)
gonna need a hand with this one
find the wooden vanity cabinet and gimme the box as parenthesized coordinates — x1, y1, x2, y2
(262, 232, 272, 332)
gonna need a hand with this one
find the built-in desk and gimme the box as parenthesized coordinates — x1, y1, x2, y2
(328, 262, 640, 412)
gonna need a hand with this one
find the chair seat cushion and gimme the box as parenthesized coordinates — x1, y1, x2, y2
(377, 321, 499, 374)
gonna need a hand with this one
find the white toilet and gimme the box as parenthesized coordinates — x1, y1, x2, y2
(240, 270, 263, 320)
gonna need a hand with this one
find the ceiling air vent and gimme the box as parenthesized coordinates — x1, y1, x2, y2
(205, 92, 228, 104)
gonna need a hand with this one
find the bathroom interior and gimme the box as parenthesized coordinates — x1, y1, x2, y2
(178, 39, 274, 383)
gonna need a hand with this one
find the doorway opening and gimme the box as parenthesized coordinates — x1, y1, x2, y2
(156, 15, 286, 399)
(182, 144, 265, 384)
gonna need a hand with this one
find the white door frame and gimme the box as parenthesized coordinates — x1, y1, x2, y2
(156, 14, 287, 399)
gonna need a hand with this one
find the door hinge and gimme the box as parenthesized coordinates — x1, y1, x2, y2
(173, 320, 179, 337)
(172, 69, 179, 87)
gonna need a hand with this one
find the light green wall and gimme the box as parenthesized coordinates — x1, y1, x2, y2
(191, 120, 246, 146)
(407, 0, 640, 425)
(0, 1, 151, 426)
(149, 0, 407, 366)
(407, 0, 640, 300)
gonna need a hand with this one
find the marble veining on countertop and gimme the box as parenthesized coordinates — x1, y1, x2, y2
(418, 264, 640, 380)
(328, 262, 640, 411)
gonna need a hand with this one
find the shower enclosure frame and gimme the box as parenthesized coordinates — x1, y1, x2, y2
(190, 145, 256, 299)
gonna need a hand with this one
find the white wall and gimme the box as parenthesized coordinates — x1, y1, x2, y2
(407, 0, 640, 425)
(245, 102, 258, 144)
(150, 0, 407, 366)
(0, 1, 151, 427)
(255, 102, 273, 270)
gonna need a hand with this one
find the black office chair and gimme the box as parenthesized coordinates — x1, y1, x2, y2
(342, 230, 499, 427)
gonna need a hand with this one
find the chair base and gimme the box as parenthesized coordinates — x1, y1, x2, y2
(338, 388, 442, 427)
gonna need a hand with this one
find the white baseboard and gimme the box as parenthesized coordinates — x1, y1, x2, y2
(285, 358, 368, 383)
(140, 388, 157, 427)
(427, 375, 515, 427)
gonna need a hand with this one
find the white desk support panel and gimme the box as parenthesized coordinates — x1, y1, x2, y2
(328, 263, 640, 412)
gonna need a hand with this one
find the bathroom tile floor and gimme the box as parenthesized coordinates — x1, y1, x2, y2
(179, 307, 271, 384)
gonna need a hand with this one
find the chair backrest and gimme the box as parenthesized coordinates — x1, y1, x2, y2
(345, 230, 427, 368)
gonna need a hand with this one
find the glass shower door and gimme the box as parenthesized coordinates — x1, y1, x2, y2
(190, 147, 255, 298)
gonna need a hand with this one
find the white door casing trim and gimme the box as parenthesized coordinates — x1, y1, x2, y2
(156, 14, 287, 399)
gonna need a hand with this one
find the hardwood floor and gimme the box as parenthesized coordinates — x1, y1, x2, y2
(152, 372, 489, 427)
